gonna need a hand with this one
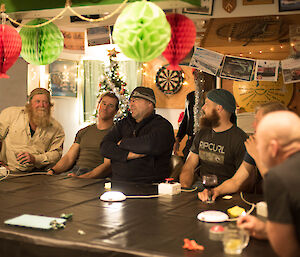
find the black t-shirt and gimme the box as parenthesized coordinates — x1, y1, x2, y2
(190, 125, 248, 184)
(264, 151, 300, 243)
(244, 150, 256, 165)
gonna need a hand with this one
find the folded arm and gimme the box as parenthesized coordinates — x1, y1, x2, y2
(119, 123, 174, 156)
(76, 158, 112, 179)
(33, 127, 65, 168)
(100, 124, 130, 162)
(101, 121, 174, 162)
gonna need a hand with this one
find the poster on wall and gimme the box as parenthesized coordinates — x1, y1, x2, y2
(243, 0, 273, 5)
(289, 25, 300, 58)
(233, 75, 294, 112)
(189, 47, 223, 76)
(279, 0, 300, 12)
(87, 26, 112, 47)
(61, 27, 85, 54)
(255, 60, 279, 81)
(281, 58, 300, 84)
(220, 55, 255, 81)
(49, 60, 78, 97)
(183, 0, 214, 15)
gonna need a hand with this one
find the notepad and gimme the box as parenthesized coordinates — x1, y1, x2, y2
(4, 214, 66, 230)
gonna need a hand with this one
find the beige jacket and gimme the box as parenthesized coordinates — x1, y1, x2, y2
(0, 106, 65, 172)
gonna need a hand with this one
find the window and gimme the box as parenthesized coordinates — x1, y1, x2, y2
(82, 60, 142, 122)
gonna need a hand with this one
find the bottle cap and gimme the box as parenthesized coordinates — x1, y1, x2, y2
(165, 178, 174, 183)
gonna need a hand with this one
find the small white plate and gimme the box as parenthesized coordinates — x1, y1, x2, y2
(197, 211, 229, 223)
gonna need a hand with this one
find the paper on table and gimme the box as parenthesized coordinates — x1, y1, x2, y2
(4, 214, 66, 230)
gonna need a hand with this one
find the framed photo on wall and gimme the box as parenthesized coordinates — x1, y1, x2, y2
(279, 0, 300, 12)
(243, 0, 273, 5)
(183, 0, 214, 15)
(189, 47, 224, 76)
(220, 55, 255, 82)
(49, 60, 78, 97)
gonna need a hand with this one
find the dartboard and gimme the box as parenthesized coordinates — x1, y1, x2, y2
(155, 65, 183, 95)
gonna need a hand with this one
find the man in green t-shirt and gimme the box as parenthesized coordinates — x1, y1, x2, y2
(47, 92, 119, 178)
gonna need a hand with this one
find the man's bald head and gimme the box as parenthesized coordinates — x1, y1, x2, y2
(256, 111, 300, 169)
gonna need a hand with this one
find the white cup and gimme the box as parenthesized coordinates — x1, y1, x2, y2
(223, 226, 249, 255)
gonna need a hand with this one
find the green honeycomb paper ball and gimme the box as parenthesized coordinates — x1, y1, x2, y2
(19, 19, 64, 65)
(112, 1, 171, 62)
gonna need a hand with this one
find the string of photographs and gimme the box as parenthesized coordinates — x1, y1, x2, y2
(189, 47, 300, 84)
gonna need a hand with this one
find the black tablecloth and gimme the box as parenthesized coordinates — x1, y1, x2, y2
(0, 175, 276, 257)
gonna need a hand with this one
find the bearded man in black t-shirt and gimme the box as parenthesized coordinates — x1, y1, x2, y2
(238, 111, 300, 257)
(179, 89, 248, 188)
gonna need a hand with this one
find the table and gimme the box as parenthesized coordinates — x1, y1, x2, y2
(0, 174, 277, 257)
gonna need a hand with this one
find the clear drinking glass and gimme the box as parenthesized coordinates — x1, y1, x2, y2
(223, 226, 249, 255)
(202, 174, 218, 203)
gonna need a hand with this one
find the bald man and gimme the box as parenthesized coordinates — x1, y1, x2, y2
(238, 111, 300, 257)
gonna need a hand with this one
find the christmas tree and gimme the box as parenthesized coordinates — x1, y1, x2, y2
(97, 48, 130, 121)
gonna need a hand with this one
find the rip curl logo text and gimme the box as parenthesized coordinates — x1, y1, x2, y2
(199, 141, 225, 154)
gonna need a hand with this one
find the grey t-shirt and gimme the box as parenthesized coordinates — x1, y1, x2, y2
(75, 124, 111, 169)
(190, 125, 248, 184)
(264, 151, 300, 243)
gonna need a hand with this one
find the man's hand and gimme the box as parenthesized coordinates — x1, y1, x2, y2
(47, 169, 54, 175)
(0, 161, 9, 170)
(173, 139, 180, 155)
(0, 161, 7, 167)
(198, 188, 219, 202)
(237, 215, 267, 240)
(245, 135, 268, 177)
(245, 135, 257, 160)
(16, 152, 36, 165)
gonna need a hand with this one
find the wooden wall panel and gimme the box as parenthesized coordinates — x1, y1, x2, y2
(202, 15, 300, 60)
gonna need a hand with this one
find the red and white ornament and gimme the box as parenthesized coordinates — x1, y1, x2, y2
(0, 24, 22, 78)
(162, 14, 196, 71)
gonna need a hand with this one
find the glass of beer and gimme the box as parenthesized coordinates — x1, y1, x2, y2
(223, 226, 249, 255)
